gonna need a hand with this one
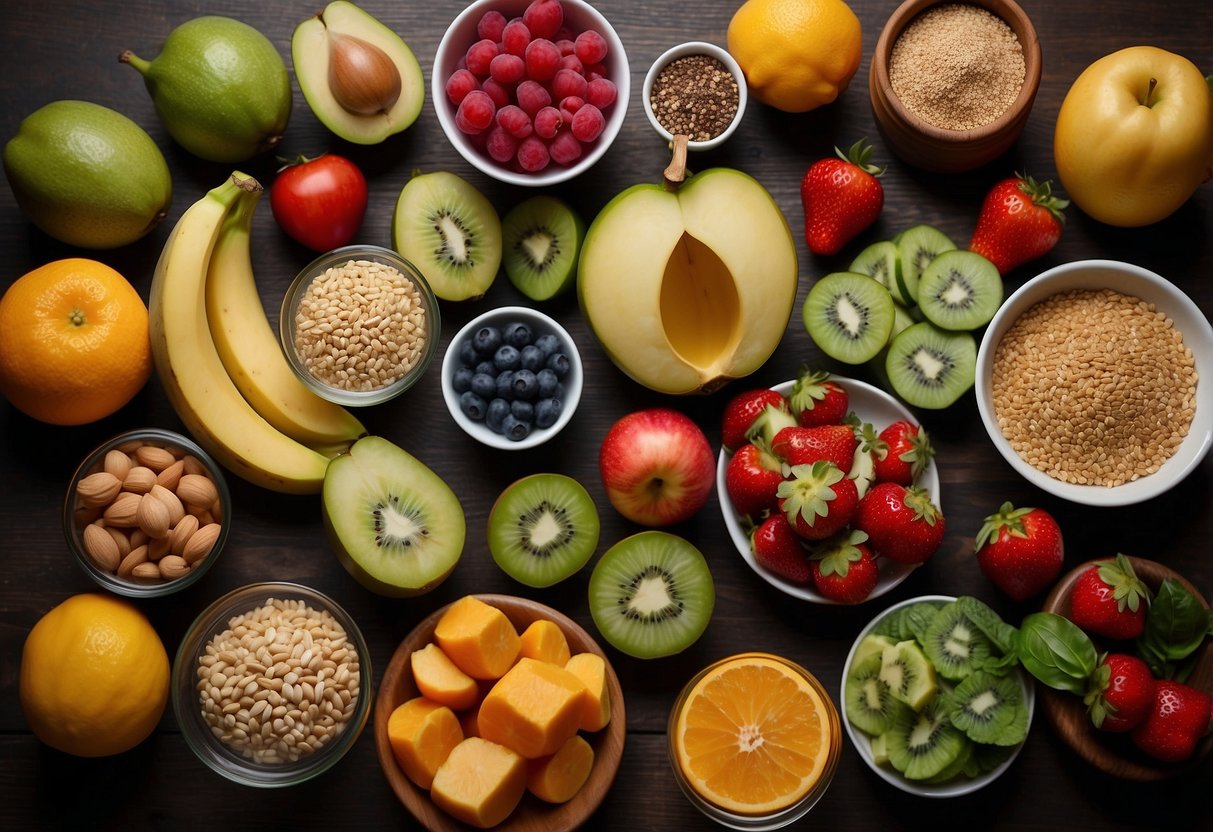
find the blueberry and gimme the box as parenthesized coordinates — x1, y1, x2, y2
(535, 397, 562, 428)
(495, 370, 515, 399)
(504, 321, 532, 348)
(474, 360, 496, 377)
(533, 333, 561, 358)
(470, 372, 497, 399)
(458, 338, 479, 367)
(511, 369, 538, 400)
(458, 391, 487, 421)
(510, 399, 534, 422)
(546, 352, 570, 377)
(452, 366, 474, 393)
(494, 344, 521, 372)
(519, 344, 545, 372)
(536, 368, 559, 398)
(485, 398, 510, 433)
(501, 413, 532, 442)
(472, 325, 502, 356)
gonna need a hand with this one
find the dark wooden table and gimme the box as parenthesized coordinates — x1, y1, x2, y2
(2, 1, 1211, 829)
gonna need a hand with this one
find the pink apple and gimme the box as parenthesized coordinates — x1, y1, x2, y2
(599, 408, 715, 526)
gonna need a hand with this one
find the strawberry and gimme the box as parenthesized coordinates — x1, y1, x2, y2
(721, 388, 789, 453)
(968, 173, 1068, 275)
(789, 368, 849, 428)
(871, 419, 933, 486)
(724, 442, 784, 520)
(810, 529, 879, 604)
(771, 424, 857, 473)
(1129, 680, 1213, 763)
(800, 139, 885, 256)
(1069, 554, 1151, 640)
(1084, 653, 1156, 733)
(854, 482, 945, 565)
(750, 512, 812, 585)
(973, 502, 1065, 601)
(776, 461, 859, 541)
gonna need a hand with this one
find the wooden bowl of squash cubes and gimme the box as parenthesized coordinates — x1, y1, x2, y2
(374, 594, 626, 830)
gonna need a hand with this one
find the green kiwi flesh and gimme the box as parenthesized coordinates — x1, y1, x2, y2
(922, 604, 993, 681)
(588, 531, 714, 659)
(885, 690, 967, 780)
(803, 272, 896, 364)
(322, 436, 466, 597)
(894, 224, 956, 306)
(846, 652, 913, 736)
(885, 322, 976, 409)
(949, 670, 1030, 746)
(879, 640, 938, 711)
(392, 170, 502, 301)
(487, 473, 600, 588)
(872, 600, 945, 642)
(917, 250, 1004, 331)
(501, 195, 585, 301)
(849, 240, 904, 303)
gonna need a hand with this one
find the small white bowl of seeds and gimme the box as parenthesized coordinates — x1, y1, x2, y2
(643, 41, 746, 152)
(280, 245, 441, 406)
(172, 582, 371, 787)
(975, 260, 1213, 506)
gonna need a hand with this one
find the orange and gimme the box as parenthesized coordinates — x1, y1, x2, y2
(19, 593, 170, 757)
(0, 258, 152, 425)
(671, 653, 839, 816)
(727, 0, 863, 113)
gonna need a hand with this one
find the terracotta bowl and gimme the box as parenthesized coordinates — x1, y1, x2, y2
(1040, 556, 1213, 780)
(374, 594, 626, 831)
(869, 0, 1042, 172)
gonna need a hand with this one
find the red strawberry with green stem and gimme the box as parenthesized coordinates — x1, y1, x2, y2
(724, 442, 784, 520)
(1130, 680, 1213, 763)
(721, 388, 790, 453)
(750, 513, 813, 585)
(771, 424, 857, 473)
(854, 482, 945, 565)
(777, 461, 858, 541)
(1069, 554, 1151, 640)
(974, 502, 1064, 601)
(872, 419, 934, 486)
(790, 368, 849, 428)
(1085, 652, 1156, 733)
(800, 139, 885, 256)
(810, 529, 879, 604)
(968, 173, 1068, 275)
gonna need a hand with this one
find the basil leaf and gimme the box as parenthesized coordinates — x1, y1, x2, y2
(1137, 579, 1212, 678)
(1015, 612, 1098, 693)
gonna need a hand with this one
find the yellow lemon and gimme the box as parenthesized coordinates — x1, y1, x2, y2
(727, 0, 863, 113)
(19, 593, 170, 757)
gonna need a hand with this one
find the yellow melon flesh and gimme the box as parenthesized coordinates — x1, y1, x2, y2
(564, 652, 612, 732)
(477, 657, 586, 759)
(527, 734, 595, 804)
(518, 619, 572, 666)
(386, 696, 463, 790)
(431, 737, 526, 829)
(433, 596, 521, 680)
(411, 642, 480, 711)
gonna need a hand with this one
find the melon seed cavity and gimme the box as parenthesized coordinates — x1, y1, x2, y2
(649, 54, 740, 142)
(889, 3, 1025, 131)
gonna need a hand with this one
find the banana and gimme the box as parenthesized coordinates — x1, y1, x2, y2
(204, 178, 365, 451)
(148, 173, 331, 494)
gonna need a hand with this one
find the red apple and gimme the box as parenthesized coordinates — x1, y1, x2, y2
(599, 408, 715, 526)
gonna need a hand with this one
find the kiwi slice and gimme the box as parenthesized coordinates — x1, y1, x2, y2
(885, 322, 976, 409)
(849, 240, 906, 304)
(885, 690, 967, 781)
(846, 652, 913, 736)
(921, 603, 993, 681)
(392, 170, 502, 301)
(894, 224, 956, 306)
(879, 640, 938, 711)
(501, 195, 585, 301)
(917, 250, 1004, 331)
(322, 436, 466, 597)
(971, 739, 1016, 774)
(872, 600, 945, 642)
(588, 531, 715, 659)
(922, 735, 976, 784)
(803, 272, 896, 364)
(949, 670, 1030, 746)
(852, 633, 897, 668)
(487, 473, 600, 588)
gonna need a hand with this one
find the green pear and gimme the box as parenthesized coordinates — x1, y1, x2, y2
(3, 100, 171, 249)
(120, 16, 291, 163)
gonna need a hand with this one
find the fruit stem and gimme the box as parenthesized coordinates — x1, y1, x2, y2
(663, 135, 689, 189)
(118, 50, 151, 74)
(1142, 77, 1159, 108)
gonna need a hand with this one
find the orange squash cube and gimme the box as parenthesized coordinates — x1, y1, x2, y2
(477, 657, 586, 758)
(527, 734, 595, 804)
(565, 652, 612, 732)
(386, 696, 463, 790)
(411, 642, 480, 711)
(433, 596, 521, 680)
(517, 618, 572, 666)
(431, 737, 526, 829)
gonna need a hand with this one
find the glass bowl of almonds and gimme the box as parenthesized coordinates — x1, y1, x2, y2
(171, 581, 372, 787)
(63, 428, 230, 598)
(279, 245, 441, 407)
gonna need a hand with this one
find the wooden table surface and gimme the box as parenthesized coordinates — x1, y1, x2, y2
(2, 1, 1211, 829)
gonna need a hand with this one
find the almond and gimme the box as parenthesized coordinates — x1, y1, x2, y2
(130, 529, 149, 549)
(104, 524, 131, 558)
(156, 459, 185, 491)
(118, 544, 149, 578)
(76, 471, 122, 508)
(103, 492, 141, 527)
(82, 522, 121, 572)
(182, 455, 207, 476)
(136, 492, 172, 539)
(183, 522, 221, 564)
(103, 449, 134, 480)
(148, 535, 172, 561)
(131, 562, 162, 581)
(134, 444, 176, 472)
(177, 473, 219, 509)
(150, 483, 185, 527)
(116, 439, 144, 454)
(158, 555, 191, 581)
(123, 466, 157, 495)
(169, 514, 200, 557)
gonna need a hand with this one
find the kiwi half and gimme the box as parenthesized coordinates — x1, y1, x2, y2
(588, 531, 714, 659)
(392, 170, 502, 301)
(885, 322, 976, 409)
(487, 473, 600, 588)
(917, 250, 1003, 331)
(894, 224, 956, 306)
(949, 670, 1029, 747)
(803, 271, 896, 364)
(501, 195, 585, 301)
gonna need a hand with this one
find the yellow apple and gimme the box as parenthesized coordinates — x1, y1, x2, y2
(1054, 46, 1213, 227)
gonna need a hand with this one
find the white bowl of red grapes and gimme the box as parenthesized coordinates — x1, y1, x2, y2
(433, 0, 630, 186)
(441, 306, 583, 449)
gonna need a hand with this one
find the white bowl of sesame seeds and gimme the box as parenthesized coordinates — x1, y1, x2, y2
(279, 245, 441, 407)
(975, 260, 1213, 506)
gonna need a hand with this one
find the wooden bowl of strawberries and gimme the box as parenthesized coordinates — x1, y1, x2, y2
(1040, 555, 1213, 780)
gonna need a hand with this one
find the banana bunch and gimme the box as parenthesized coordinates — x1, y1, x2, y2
(148, 172, 365, 494)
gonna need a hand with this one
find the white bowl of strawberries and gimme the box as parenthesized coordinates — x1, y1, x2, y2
(716, 371, 944, 605)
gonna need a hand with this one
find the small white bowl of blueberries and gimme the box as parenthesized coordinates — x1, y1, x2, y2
(441, 306, 582, 449)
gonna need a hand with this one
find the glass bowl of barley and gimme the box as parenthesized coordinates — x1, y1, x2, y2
(280, 245, 441, 406)
(172, 581, 372, 787)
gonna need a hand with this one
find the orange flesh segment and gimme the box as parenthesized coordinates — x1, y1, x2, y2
(431, 737, 526, 829)
(477, 657, 586, 759)
(527, 734, 595, 803)
(518, 619, 572, 666)
(565, 652, 612, 732)
(411, 642, 480, 711)
(386, 696, 463, 790)
(433, 596, 521, 680)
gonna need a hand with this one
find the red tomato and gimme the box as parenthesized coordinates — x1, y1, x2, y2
(269, 154, 368, 252)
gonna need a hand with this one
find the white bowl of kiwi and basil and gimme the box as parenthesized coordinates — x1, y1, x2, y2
(840, 595, 1035, 798)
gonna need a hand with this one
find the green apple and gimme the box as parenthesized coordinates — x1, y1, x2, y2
(577, 168, 798, 395)
(1054, 46, 1213, 227)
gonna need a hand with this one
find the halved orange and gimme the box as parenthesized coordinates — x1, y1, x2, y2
(671, 653, 839, 816)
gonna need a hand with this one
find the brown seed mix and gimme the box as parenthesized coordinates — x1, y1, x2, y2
(649, 54, 740, 142)
(889, 3, 1025, 131)
(196, 598, 361, 765)
(294, 259, 428, 392)
(990, 288, 1198, 487)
